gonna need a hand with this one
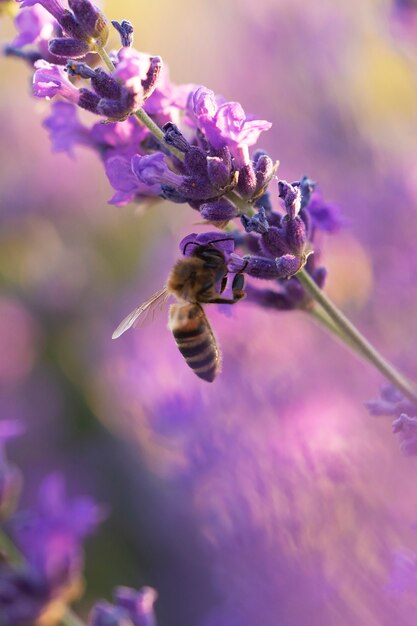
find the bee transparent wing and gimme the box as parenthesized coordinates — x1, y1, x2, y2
(112, 286, 171, 339)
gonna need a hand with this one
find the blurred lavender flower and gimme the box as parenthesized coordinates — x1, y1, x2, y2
(0, 472, 104, 625)
(367, 386, 417, 455)
(89, 586, 157, 626)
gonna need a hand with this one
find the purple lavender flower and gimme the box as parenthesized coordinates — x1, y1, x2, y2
(190, 87, 272, 168)
(17, 0, 109, 56)
(367, 386, 417, 455)
(33, 59, 79, 100)
(11, 5, 55, 49)
(105, 156, 161, 206)
(89, 586, 157, 626)
(0, 473, 104, 625)
(306, 191, 345, 234)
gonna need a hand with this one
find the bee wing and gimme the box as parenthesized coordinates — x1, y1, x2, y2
(112, 286, 171, 339)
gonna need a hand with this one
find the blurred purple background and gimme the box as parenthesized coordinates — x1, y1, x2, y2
(2, 0, 417, 624)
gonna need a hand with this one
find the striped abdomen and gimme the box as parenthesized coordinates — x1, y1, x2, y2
(168, 303, 221, 382)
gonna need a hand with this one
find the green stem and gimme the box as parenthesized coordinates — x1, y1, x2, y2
(297, 268, 417, 403)
(133, 109, 184, 161)
(95, 44, 115, 72)
(308, 306, 374, 360)
(226, 191, 255, 216)
(0, 527, 87, 626)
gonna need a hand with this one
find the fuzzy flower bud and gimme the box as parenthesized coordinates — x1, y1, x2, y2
(237, 162, 257, 198)
(111, 19, 133, 47)
(20, 0, 109, 54)
(282, 215, 307, 255)
(207, 151, 232, 189)
(162, 122, 190, 152)
(200, 199, 238, 223)
(253, 153, 277, 198)
(229, 253, 303, 279)
(278, 180, 302, 218)
(241, 207, 269, 234)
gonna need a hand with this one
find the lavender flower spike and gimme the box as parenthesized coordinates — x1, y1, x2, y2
(278, 180, 302, 219)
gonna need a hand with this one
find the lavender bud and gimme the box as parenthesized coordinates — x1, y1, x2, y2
(278, 180, 301, 218)
(48, 37, 90, 58)
(68, 0, 109, 44)
(66, 60, 96, 79)
(237, 162, 257, 198)
(260, 227, 290, 258)
(184, 147, 208, 178)
(97, 92, 135, 120)
(78, 88, 100, 113)
(283, 215, 307, 255)
(111, 20, 134, 47)
(228, 254, 249, 274)
(275, 254, 304, 278)
(142, 56, 162, 99)
(229, 253, 302, 279)
(241, 207, 269, 234)
(200, 199, 238, 222)
(207, 156, 230, 188)
(163, 123, 190, 153)
(254, 154, 275, 193)
(91, 69, 122, 99)
(178, 176, 214, 201)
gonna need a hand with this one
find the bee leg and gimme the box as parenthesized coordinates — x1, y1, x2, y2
(220, 275, 228, 294)
(231, 273, 245, 301)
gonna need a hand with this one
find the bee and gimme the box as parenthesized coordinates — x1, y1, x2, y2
(112, 236, 245, 382)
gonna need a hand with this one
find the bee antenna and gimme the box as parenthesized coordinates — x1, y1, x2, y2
(182, 236, 235, 255)
(182, 240, 200, 255)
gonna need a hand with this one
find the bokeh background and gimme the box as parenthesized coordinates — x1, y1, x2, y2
(2, 0, 417, 624)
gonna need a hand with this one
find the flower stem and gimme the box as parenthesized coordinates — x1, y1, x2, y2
(0, 526, 87, 626)
(227, 191, 255, 216)
(297, 268, 417, 403)
(95, 43, 115, 72)
(133, 108, 184, 161)
(308, 306, 377, 361)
